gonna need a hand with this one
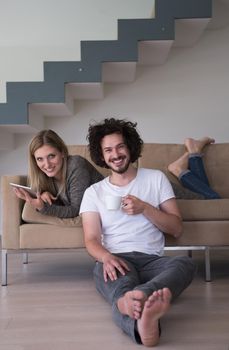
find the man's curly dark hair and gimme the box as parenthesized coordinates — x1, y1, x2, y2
(87, 118, 144, 168)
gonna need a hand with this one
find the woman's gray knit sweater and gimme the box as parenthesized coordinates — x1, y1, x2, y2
(39, 155, 104, 218)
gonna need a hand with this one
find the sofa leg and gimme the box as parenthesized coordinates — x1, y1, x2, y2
(205, 247, 211, 282)
(23, 252, 28, 264)
(1, 249, 8, 286)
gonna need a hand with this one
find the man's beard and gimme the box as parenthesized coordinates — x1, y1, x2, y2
(108, 156, 131, 174)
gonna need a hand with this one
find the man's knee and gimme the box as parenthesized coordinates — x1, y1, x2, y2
(174, 255, 197, 279)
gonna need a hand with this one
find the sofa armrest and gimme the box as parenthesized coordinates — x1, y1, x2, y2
(1, 175, 27, 249)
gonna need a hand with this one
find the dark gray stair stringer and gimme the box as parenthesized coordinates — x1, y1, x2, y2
(0, 0, 212, 126)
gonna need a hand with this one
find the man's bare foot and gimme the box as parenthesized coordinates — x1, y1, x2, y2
(117, 290, 147, 320)
(137, 288, 172, 347)
(185, 137, 215, 154)
(168, 152, 189, 178)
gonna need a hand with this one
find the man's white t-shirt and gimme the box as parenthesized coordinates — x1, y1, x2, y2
(80, 168, 175, 256)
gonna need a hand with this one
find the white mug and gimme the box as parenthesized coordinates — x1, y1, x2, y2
(104, 195, 122, 210)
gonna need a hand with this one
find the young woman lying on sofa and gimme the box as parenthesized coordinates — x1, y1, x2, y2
(168, 137, 221, 200)
(12, 129, 104, 225)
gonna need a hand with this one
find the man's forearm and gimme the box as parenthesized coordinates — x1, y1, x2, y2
(85, 238, 111, 262)
(143, 202, 183, 237)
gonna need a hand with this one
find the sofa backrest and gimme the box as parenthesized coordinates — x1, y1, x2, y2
(139, 143, 229, 198)
(68, 143, 229, 198)
(68, 145, 110, 177)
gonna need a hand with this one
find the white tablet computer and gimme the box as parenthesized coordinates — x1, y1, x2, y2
(10, 183, 37, 198)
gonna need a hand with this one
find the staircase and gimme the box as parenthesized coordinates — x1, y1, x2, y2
(0, 0, 214, 150)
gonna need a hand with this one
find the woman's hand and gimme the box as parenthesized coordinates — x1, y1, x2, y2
(13, 187, 55, 211)
(40, 191, 57, 205)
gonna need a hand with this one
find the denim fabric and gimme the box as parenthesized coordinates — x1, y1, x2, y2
(179, 155, 221, 199)
(93, 252, 196, 343)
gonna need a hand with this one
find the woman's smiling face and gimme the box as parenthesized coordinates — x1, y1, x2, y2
(34, 144, 64, 180)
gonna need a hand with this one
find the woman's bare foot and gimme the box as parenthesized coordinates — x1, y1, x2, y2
(168, 152, 189, 178)
(137, 288, 172, 347)
(185, 137, 215, 154)
(117, 290, 147, 320)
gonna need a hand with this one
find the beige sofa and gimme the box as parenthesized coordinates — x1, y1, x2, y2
(2, 143, 229, 285)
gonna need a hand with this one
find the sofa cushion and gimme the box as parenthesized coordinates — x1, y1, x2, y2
(165, 220, 229, 246)
(177, 199, 229, 221)
(22, 203, 82, 227)
(170, 182, 204, 199)
(20, 224, 84, 249)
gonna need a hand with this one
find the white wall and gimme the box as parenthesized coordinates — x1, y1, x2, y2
(0, 0, 154, 102)
(0, 0, 229, 232)
(0, 0, 229, 175)
(47, 23, 229, 145)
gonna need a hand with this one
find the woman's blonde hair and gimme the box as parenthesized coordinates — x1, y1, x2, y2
(28, 129, 69, 195)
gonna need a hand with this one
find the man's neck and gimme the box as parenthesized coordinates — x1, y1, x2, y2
(109, 164, 137, 186)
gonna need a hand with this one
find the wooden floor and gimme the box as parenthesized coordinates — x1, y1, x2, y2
(0, 248, 228, 350)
